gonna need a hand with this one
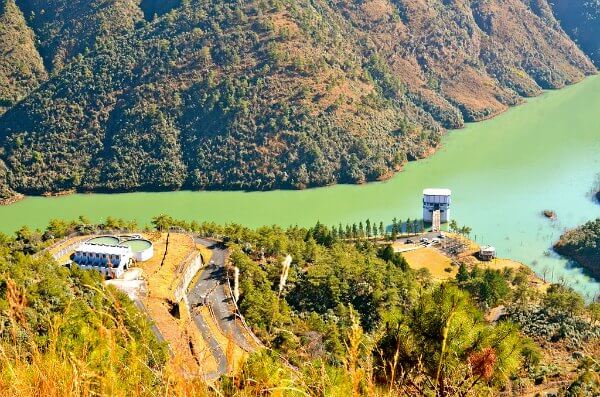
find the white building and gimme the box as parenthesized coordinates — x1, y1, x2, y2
(73, 243, 132, 279)
(479, 246, 496, 261)
(423, 188, 451, 223)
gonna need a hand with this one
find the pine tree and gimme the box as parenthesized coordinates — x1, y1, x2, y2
(365, 219, 371, 237)
(456, 263, 469, 283)
(379, 222, 385, 237)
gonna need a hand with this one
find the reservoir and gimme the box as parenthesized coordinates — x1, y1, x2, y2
(1, 76, 599, 299)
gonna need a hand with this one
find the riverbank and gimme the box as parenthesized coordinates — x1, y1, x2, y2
(0, 75, 596, 206)
(1, 75, 599, 299)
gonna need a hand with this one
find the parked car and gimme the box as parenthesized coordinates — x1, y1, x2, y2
(406, 239, 414, 244)
(421, 237, 429, 244)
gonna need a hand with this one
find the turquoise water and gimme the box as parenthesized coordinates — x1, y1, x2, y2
(120, 239, 152, 252)
(1, 76, 599, 299)
(86, 236, 120, 245)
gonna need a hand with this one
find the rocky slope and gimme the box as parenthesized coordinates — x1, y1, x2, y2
(0, 0, 596, 198)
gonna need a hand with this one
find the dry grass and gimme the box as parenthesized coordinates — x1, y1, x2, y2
(196, 306, 248, 372)
(391, 242, 421, 252)
(196, 244, 213, 266)
(144, 296, 217, 375)
(48, 235, 90, 263)
(137, 233, 221, 375)
(141, 233, 197, 299)
(402, 247, 456, 280)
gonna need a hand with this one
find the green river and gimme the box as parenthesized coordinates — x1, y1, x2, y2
(1, 76, 600, 299)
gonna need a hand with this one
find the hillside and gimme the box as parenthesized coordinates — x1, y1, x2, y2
(0, 0, 46, 114)
(551, 0, 600, 66)
(0, 0, 597, 199)
(2, 217, 599, 396)
(554, 218, 600, 281)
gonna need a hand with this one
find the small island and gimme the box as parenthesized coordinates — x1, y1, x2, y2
(554, 218, 600, 281)
(542, 210, 557, 220)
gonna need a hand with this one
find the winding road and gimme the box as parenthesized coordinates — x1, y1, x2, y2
(186, 237, 257, 378)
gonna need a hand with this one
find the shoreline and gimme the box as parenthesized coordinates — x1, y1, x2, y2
(1, 75, 598, 206)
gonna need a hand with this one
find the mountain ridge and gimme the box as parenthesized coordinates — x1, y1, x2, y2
(0, 0, 597, 200)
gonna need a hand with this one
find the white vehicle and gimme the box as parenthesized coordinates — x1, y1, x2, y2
(421, 237, 429, 244)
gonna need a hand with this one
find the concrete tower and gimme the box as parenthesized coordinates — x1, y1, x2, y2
(423, 188, 451, 223)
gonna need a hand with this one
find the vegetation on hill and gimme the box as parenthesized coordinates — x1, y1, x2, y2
(551, 0, 600, 66)
(1, 217, 599, 395)
(0, 224, 168, 395)
(0, 0, 597, 199)
(0, 0, 46, 114)
(554, 218, 600, 281)
(14, 0, 143, 72)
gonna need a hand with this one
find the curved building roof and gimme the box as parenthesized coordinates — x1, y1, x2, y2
(76, 243, 132, 256)
(423, 188, 451, 196)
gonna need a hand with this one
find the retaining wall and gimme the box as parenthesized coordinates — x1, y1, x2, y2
(173, 253, 203, 303)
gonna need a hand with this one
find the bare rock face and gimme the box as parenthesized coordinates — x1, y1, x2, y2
(0, 0, 596, 195)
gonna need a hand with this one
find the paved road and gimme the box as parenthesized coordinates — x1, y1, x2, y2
(188, 301, 228, 380)
(186, 237, 256, 377)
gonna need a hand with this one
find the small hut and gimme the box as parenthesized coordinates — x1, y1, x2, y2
(479, 245, 496, 261)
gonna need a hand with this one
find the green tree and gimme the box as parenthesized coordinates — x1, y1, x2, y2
(449, 219, 459, 233)
(456, 263, 469, 283)
(151, 214, 173, 231)
(376, 285, 524, 395)
(543, 284, 585, 315)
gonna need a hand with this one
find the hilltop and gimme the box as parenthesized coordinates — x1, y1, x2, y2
(0, 0, 597, 199)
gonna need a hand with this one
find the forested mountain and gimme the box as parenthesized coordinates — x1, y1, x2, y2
(0, 0, 46, 114)
(0, 0, 597, 199)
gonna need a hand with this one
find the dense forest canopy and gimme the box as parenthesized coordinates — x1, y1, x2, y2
(0, 0, 597, 199)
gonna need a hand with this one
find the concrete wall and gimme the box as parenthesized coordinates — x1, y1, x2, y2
(133, 246, 154, 262)
(173, 254, 202, 303)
